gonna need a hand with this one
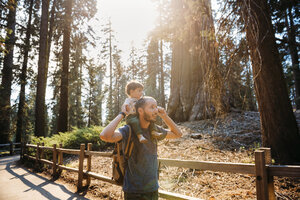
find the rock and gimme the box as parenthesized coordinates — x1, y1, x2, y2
(191, 133, 203, 139)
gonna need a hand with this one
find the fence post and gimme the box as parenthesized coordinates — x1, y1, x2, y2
(87, 143, 92, 186)
(52, 144, 58, 179)
(40, 143, 44, 169)
(58, 144, 63, 175)
(40, 143, 44, 160)
(255, 150, 268, 200)
(20, 142, 23, 160)
(35, 143, 40, 170)
(259, 148, 275, 200)
(77, 143, 85, 191)
(10, 142, 13, 155)
(23, 143, 27, 158)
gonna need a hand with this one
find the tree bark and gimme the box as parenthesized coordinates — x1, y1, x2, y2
(57, 0, 72, 133)
(285, 8, 300, 109)
(16, 0, 34, 143)
(145, 38, 159, 99)
(243, 0, 300, 163)
(159, 4, 165, 108)
(159, 39, 165, 108)
(46, 0, 57, 69)
(168, 0, 223, 122)
(76, 55, 83, 128)
(0, 0, 17, 143)
(35, 0, 49, 137)
(106, 20, 113, 121)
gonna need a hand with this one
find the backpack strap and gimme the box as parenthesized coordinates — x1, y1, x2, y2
(116, 142, 124, 174)
(124, 125, 134, 158)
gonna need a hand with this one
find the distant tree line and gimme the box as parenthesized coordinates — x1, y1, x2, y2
(0, 0, 299, 163)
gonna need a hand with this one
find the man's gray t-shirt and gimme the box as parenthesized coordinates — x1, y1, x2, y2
(118, 125, 167, 193)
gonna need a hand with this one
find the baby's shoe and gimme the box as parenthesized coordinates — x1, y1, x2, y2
(151, 131, 163, 138)
(137, 134, 148, 143)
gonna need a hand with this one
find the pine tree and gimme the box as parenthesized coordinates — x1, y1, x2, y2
(49, 53, 61, 135)
(269, 0, 300, 109)
(101, 20, 117, 122)
(145, 38, 159, 99)
(112, 47, 127, 117)
(68, 33, 86, 129)
(57, 0, 73, 133)
(16, 0, 34, 143)
(0, 0, 17, 143)
(128, 44, 139, 80)
(47, 0, 97, 132)
(35, 0, 49, 137)
(241, 0, 300, 163)
(85, 59, 104, 127)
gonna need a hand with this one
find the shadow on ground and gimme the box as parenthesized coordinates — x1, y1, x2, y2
(1, 155, 89, 200)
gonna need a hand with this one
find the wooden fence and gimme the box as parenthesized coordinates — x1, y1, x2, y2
(22, 143, 300, 200)
(0, 142, 21, 155)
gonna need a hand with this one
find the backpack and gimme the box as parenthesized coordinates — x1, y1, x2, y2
(112, 125, 134, 185)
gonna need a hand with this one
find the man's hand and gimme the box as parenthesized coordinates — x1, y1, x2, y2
(157, 106, 182, 139)
(157, 106, 167, 118)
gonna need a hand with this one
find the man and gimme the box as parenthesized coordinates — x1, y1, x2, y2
(100, 96, 182, 200)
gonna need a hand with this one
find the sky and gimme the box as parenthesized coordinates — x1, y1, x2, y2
(93, 0, 218, 65)
(94, 0, 159, 64)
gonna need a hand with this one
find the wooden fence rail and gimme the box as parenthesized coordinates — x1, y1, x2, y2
(0, 142, 21, 155)
(22, 143, 300, 200)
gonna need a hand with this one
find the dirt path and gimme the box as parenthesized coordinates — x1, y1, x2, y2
(0, 155, 89, 200)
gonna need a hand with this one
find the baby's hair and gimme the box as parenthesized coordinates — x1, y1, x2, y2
(125, 80, 144, 96)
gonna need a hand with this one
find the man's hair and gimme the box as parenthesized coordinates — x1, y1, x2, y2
(135, 96, 155, 116)
(125, 80, 144, 96)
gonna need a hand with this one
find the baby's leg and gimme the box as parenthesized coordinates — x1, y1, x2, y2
(149, 122, 163, 138)
(126, 114, 147, 143)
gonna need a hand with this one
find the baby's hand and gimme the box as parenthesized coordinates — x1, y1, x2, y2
(125, 104, 130, 112)
(121, 103, 129, 116)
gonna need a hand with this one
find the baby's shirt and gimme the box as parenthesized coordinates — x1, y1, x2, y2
(123, 97, 138, 115)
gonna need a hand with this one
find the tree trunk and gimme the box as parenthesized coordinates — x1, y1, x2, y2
(106, 20, 113, 121)
(46, 0, 57, 68)
(57, 0, 72, 133)
(16, 0, 34, 143)
(145, 38, 159, 99)
(243, 0, 300, 163)
(76, 59, 83, 128)
(159, 39, 165, 108)
(159, 4, 165, 108)
(0, 0, 17, 143)
(168, 0, 223, 122)
(285, 8, 300, 109)
(35, 0, 49, 137)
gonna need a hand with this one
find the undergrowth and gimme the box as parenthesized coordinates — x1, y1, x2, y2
(30, 126, 111, 151)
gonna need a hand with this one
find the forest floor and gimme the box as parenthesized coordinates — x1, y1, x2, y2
(36, 111, 299, 200)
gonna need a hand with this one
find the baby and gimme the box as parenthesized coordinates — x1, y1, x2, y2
(122, 80, 162, 143)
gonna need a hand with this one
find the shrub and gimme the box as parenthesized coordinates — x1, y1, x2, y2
(30, 126, 111, 150)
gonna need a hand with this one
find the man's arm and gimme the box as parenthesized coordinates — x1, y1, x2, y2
(157, 107, 182, 139)
(100, 106, 128, 143)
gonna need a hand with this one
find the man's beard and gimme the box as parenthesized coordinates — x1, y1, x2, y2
(143, 112, 156, 122)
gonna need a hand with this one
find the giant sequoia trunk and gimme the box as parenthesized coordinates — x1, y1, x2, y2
(35, 0, 49, 137)
(168, 0, 224, 122)
(0, 1, 16, 143)
(57, 0, 72, 133)
(16, 0, 34, 143)
(243, 0, 300, 163)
